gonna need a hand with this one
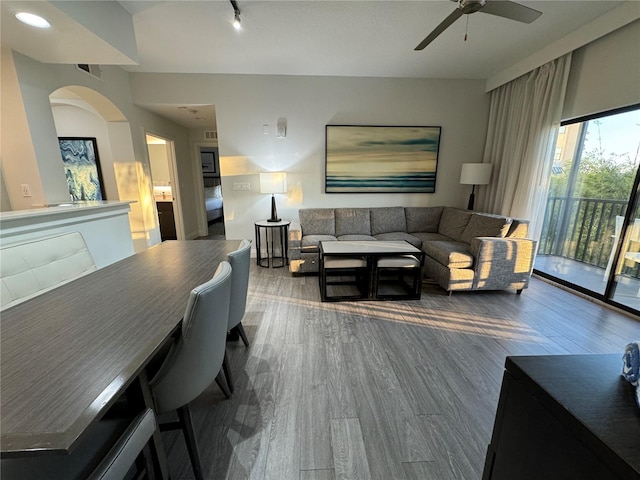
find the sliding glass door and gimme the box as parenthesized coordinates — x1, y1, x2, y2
(535, 106, 640, 314)
(610, 185, 640, 310)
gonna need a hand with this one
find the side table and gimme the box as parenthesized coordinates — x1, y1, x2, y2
(254, 220, 290, 268)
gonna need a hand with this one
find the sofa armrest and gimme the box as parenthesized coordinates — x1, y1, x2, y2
(288, 221, 302, 260)
(469, 237, 537, 290)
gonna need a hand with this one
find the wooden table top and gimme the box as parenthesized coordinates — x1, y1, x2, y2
(0, 240, 239, 457)
(506, 354, 640, 478)
(320, 240, 422, 255)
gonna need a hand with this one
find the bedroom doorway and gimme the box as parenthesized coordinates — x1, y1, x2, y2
(199, 146, 225, 239)
(146, 134, 184, 241)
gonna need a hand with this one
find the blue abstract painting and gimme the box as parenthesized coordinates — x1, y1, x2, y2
(58, 137, 105, 201)
(325, 125, 441, 193)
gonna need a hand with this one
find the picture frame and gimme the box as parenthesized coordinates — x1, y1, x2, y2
(58, 137, 106, 201)
(325, 125, 441, 193)
(201, 151, 216, 174)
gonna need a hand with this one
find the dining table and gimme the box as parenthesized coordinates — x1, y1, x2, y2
(0, 240, 240, 479)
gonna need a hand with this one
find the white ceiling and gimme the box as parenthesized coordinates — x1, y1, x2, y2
(1, 0, 632, 128)
(117, 0, 626, 79)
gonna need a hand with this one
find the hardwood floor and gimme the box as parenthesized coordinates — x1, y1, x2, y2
(163, 266, 640, 480)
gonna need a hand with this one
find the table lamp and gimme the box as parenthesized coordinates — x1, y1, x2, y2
(259, 172, 287, 222)
(460, 163, 492, 210)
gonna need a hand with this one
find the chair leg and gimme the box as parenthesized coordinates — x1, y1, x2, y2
(215, 371, 232, 399)
(222, 350, 234, 394)
(235, 323, 250, 347)
(177, 405, 205, 480)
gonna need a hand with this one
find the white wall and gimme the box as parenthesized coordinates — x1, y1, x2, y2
(1, 50, 202, 245)
(148, 144, 171, 182)
(563, 19, 640, 120)
(130, 73, 491, 241)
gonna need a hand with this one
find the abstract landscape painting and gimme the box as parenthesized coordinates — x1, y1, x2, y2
(325, 125, 441, 193)
(58, 137, 105, 201)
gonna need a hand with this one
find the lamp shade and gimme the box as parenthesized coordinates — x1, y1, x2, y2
(259, 172, 287, 194)
(460, 163, 492, 185)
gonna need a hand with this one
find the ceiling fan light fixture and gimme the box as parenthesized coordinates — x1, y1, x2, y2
(459, 0, 486, 15)
(415, 0, 541, 51)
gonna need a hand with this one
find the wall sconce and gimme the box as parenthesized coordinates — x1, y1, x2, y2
(460, 163, 492, 210)
(260, 172, 287, 222)
(276, 118, 287, 138)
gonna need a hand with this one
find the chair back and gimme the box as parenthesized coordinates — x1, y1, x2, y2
(150, 261, 232, 413)
(88, 409, 156, 480)
(227, 239, 251, 330)
(1, 409, 156, 480)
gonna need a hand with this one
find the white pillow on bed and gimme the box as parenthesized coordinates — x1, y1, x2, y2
(204, 185, 222, 198)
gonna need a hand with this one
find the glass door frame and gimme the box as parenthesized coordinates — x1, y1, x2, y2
(533, 104, 640, 316)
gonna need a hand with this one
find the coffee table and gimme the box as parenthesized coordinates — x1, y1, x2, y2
(319, 240, 425, 301)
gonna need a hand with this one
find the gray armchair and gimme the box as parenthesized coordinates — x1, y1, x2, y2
(150, 261, 232, 480)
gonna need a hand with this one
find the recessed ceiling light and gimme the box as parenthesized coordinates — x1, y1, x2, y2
(15, 12, 50, 29)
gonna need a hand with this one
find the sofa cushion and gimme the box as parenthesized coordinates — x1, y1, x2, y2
(422, 241, 474, 269)
(336, 234, 377, 242)
(405, 207, 443, 233)
(438, 208, 473, 241)
(300, 209, 336, 236)
(411, 232, 451, 244)
(374, 232, 422, 249)
(507, 219, 529, 238)
(370, 207, 406, 235)
(335, 208, 371, 236)
(302, 234, 338, 248)
(460, 213, 512, 244)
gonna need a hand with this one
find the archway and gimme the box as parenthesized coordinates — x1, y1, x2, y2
(49, 86, 158, 251)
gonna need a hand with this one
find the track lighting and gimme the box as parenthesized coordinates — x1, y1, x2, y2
(230, 0, 241, 30)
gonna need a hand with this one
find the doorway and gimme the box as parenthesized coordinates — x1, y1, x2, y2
(534, 106, 640, 314)
(146, 134, 184, 241)
(198, 145, 225, 239)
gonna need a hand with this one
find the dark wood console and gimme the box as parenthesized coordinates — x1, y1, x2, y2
(483, 354, 640, 480)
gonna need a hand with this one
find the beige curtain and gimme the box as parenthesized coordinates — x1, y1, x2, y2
(478, 53, 572, 241)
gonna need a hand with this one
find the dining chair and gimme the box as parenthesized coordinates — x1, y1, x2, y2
(227, 238, 251, 346)
(222, 239, 252, 394)
(149, 261, 232, 480)
(0, 408, 156, 480)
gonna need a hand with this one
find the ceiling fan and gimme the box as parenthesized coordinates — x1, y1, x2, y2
(415, 0, 542, 50)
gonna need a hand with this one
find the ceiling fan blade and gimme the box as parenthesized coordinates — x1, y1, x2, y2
(414, 9, 463, 50)
(480, 0, 542, 24)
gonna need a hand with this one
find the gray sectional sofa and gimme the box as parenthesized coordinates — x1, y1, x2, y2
(288, 206, 537, 294)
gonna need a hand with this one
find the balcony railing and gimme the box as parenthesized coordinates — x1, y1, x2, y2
(538, 196, 640, 278)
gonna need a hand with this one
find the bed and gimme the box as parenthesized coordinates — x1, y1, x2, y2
(204, 177, 223, 223)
